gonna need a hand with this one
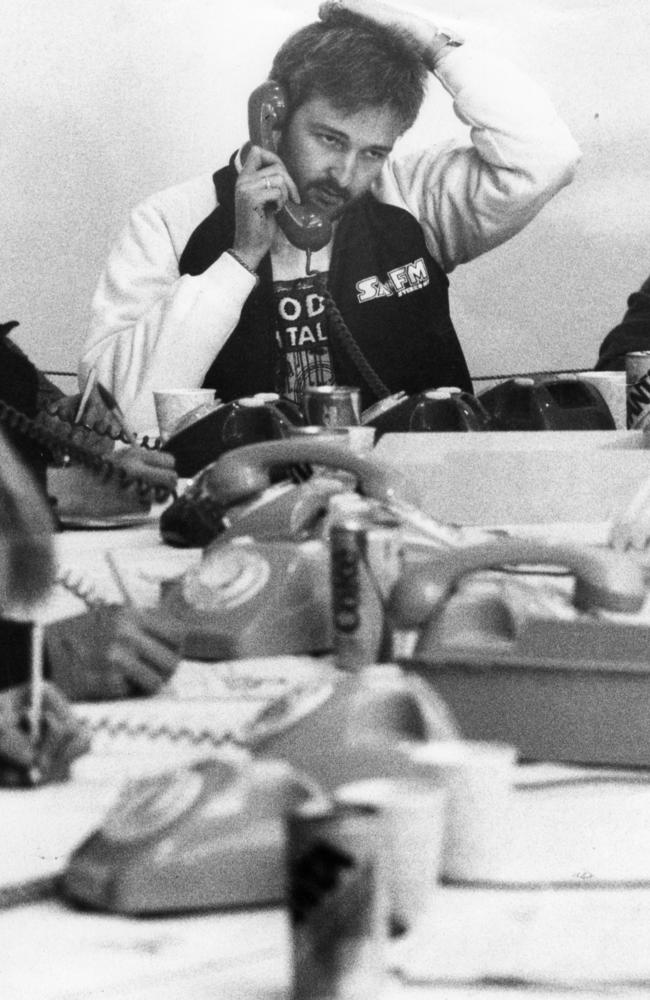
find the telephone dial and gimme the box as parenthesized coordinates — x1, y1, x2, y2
(159, 534, 333, 659)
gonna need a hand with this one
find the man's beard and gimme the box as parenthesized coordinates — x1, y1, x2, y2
(302, 180, 352, 220)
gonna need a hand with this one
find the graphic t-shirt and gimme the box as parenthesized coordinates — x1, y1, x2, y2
(272, 273, 335, 402)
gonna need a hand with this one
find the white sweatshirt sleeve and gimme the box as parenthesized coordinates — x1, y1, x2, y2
(80, 178, 257, 434)
(379, 43, 582, 274)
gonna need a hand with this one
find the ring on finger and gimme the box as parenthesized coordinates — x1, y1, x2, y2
(264, 176, 271, 190)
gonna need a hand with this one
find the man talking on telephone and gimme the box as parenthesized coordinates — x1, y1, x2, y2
(80, 0, 580, 434)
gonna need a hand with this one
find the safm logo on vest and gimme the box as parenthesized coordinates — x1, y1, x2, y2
(355, 258, 430, 303)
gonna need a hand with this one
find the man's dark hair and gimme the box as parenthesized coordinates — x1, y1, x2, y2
(269, 13, 428, 132)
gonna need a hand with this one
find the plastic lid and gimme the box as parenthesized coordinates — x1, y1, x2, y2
(424, 389, 453, 400)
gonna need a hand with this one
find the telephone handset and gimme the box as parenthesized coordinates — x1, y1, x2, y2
(389, 538, 646, 659)
(248, 81, 332, 253)
(160, 438, 395, 547)
(247, 81, 394, 401)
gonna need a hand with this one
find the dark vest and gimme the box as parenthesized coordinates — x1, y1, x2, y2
(179, 156, 472, 410)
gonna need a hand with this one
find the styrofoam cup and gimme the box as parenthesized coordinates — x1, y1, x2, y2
(405, 739, 517, 883)
(335, 776, 447, 932)
(153, 389, 216, 441)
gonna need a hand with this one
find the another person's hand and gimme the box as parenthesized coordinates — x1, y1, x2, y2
(0, 682, 91, 786)
(234, 145, 302, 268)
(112, 446, 178, 496)
(45, 605, 187, 701)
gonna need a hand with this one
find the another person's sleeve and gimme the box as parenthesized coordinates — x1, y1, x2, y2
(596, 276, 650, 370)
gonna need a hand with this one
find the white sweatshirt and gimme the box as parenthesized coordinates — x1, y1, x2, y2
(80, 44, 581, 434)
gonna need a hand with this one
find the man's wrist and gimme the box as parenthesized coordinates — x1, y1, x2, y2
(226, 248, 261, 283)
(423, 30, 464, 71)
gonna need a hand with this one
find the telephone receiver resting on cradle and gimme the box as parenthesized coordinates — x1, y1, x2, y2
(389, 537, 646, 659)
(388, 541, 649, 768)
(160, 438, 395, 547)
(247, 81, 332, 253)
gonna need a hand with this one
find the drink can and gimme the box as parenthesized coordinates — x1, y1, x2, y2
(302, 385, 362, 427)
(288, 799, 387, 1000)
(625, 351, 650, 429)
(329, 496, 402, 670)
(286, 424, 350, 441)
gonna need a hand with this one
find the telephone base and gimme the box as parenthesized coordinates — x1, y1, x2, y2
(406, 615, 650, 767)
(63, 757, 321, 914)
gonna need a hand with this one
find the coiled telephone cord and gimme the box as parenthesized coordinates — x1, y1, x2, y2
(316, 276, 392, 401)
(0, 399, 174, 505)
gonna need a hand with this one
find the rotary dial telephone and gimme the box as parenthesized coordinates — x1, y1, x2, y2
(159, 437, 396, 547)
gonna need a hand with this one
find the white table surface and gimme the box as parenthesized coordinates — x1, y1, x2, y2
(4, 519, 650, 998)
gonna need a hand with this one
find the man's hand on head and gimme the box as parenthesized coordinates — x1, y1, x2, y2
(319, 0, 443, 65)
(233, 146, 302, 269)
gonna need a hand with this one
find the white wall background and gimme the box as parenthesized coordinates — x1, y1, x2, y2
(2, 0, 648, 390)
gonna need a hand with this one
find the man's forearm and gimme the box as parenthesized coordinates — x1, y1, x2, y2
(82, 215, 256, 434)
(383, 42, 581, 272)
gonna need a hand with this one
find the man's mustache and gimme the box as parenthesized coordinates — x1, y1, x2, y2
(309, 181, 351, 204)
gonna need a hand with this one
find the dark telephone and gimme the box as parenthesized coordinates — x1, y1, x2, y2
(248, 81, 332, 253)
(160, 437, 394, 547)
(162, 394, 304, 479)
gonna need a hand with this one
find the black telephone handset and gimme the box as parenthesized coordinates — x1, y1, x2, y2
(389, 538, 646, 658)
(160, 438, 394, 547)
(247, 81, 332, 253)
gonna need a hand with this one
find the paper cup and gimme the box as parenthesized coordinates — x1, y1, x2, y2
(345, 425, 376, 454)
(335, 776, 447, 932)
(576, 371, 627, 429)
(153, 389, 216, 441)
(405, 740, 517, 884)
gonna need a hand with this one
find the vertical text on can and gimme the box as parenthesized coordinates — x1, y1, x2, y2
(302, 386, 362, 427)
(625, 351, 650, 429)
(330, 514, 393, 670)
(288, 800, 387, 1000)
